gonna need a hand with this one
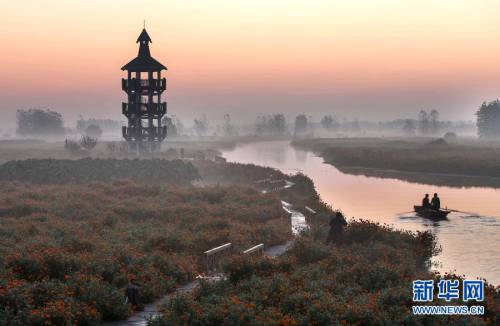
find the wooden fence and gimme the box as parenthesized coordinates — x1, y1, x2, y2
(242, 243, 264, 256)
(204, 243, 232, 272)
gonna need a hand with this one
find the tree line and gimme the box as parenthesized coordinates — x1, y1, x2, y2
(12, 101, 500, 139)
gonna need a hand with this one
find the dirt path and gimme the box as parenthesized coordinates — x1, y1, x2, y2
(105, 239, 298, 326)
(106, 182, 306, 326)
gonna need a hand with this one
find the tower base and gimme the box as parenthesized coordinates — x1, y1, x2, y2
(127, 141, 162, 154)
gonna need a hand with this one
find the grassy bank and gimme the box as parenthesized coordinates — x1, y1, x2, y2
(0, 139, 236, 163)
(153, 218, 499, 325)
(0, 158, 199, 185)
(152, 152, 500, 325)
(293, 137, 500, 182)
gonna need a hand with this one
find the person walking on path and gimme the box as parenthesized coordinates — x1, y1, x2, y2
(327, 212, 347, 245)
(125, 277, 143, 311)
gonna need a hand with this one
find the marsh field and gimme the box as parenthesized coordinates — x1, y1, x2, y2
(292, 137, 500, 187)
(0, 139, 498, 325)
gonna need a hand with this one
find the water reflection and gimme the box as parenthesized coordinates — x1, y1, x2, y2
(223, 140, 500, 284)
(340, 166, 500, 189)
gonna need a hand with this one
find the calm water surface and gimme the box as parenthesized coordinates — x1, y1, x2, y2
(222, 140, 500, 285)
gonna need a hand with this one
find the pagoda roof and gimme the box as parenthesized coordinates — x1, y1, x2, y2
(121, 28, 167, 72)
(121, 56, 167, 72)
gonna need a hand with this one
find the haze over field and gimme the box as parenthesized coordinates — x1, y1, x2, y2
(1, 0, 500, 126)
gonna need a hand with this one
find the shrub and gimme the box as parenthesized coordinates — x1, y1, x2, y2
(0, 180, 291, 324)
(153, 210, 499, 325)
(0, 158, 200, 185)
(80, 136, 97, 151)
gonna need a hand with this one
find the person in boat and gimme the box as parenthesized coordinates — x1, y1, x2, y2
(422, 194, 431, 208)
(431, 193, 441, 211)
(326, 211, 348, 245)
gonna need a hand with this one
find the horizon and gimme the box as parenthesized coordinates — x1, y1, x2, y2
(2, 0, 500, 127)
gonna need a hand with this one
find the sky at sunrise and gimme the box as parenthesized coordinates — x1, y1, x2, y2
(1, 0, 500, 126)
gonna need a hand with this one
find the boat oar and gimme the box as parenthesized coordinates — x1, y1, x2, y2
(397, 210, 415, 215)
(446, 208, 478, 216)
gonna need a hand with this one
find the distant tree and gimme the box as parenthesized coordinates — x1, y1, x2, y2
(271, 114, 287, 136)
(76, 116, 86, 133)
(476, 100, 500, 139)
(16, 109, 65, 136)
(80, 136, 98, 151)
(402, 119, 416, 136)
(320, 115, 339, 132)
(418, 110, 430, 135)
(173, 116, 184, 136)
(193, 115, 209, 136)
(77, 117, 121, 133)
(162, 116, 178, 138)
(429, 109, 440, 135)
(321, 115, 333, 130)
(223, 114, 238, 137)
(255, 114, 287, 136)
(294, 114, 308, 135)
(84, 124, 102, 138)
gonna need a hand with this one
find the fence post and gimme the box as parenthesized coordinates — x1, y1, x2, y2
(204, 243, 232, 273)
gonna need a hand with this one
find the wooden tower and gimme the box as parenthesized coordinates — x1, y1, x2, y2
(121, 28, 167, 152)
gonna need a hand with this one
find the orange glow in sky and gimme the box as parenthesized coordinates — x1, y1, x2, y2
(1, 0, 500, 124)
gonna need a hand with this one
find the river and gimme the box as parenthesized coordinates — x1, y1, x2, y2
(222, 140, 500, 285)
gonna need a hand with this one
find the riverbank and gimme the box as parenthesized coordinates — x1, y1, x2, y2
(292, 137, 500, 188)
(0, 136, 296, 163)
(152, 214, 499, 325)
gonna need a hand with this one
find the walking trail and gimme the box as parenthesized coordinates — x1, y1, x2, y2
(107, 181, 306, 326)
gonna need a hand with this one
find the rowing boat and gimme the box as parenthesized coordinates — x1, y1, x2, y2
(414, 205, 450, 220)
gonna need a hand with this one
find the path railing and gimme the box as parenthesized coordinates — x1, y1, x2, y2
(204, 243, 232, 272)
(305, 206, 317, 215)
(242, 243, 264, 257)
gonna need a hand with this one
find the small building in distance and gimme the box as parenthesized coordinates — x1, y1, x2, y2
(121, 28, 168, 152)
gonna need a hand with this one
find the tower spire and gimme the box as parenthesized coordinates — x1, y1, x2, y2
(137, 28, 152, 57)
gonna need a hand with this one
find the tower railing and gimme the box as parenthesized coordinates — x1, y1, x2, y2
(122, 102, 167, 116)
(122, 125, 167, 141)
(122, 78, 166, 92)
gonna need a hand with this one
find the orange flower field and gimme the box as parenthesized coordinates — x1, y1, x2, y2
(0, 167, 291, 324)
(153, 219, 500, 325)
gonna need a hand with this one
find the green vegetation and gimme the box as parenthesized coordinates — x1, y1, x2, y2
(0, 158, 199, 185)
(477, 100, 500, 139)
(16, 109, 65, 137)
